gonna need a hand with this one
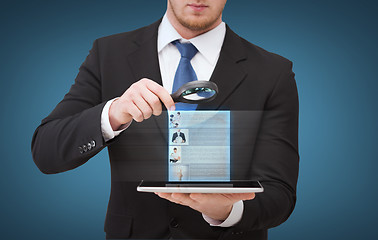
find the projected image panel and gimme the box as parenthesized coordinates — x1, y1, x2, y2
(168, 111, 230, 181)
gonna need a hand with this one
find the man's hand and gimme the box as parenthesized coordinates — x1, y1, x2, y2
(156, 192, 255, 221)
(109, 78, 175, 130)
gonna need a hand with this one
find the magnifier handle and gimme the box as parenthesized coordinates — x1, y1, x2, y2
(170, 92, 181, 103)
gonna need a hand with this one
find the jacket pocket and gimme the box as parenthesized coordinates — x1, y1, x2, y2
(104, 213, 133, 238)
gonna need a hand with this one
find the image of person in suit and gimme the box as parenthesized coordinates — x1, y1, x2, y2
(172, 129, 186, 143)
(31, 0, 299, 239)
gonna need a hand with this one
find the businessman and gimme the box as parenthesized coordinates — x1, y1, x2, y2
(172, 129, 186, 143)
(32, 0, 299, 239)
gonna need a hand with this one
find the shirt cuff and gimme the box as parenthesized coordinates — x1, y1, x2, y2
(101, 98, 131, 142)
(202, 200, 244, 227)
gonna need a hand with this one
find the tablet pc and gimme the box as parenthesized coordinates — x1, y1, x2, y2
(137, 180, 264, 193)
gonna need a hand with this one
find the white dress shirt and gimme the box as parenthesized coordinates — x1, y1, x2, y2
(100, 14, 243, 227)
(157, 14, 225, 94)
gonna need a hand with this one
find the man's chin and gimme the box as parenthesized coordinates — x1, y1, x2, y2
(180, 17, 215, 32)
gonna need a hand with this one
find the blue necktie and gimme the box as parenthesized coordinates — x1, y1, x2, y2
(172, 40, 198, 110)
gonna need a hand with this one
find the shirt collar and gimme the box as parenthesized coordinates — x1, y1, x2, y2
(158, 14, 226, 65)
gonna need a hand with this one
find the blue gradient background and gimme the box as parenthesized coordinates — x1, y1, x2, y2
(1, 0, 377, 239)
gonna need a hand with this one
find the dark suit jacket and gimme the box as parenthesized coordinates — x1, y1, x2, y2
(32, 19, 299, 240)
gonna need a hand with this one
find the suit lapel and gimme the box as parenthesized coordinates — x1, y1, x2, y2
(126, 20, 168, 140)
(127, 20, 163, 86)
(198, 26, 248, 110)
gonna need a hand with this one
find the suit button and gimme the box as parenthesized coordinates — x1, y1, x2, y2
(83, 144, 87, 152)
(78, 146, 83, 154)
(91, 140, 96, 148)
(170, 219, 179, 228)
(87, 143, 92, 151)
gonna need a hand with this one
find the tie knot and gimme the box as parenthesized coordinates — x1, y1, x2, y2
(172, 40, 198, 60)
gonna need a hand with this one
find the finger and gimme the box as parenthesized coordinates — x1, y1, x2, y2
(232, 193, 255, 201)
(131, 93, 153, 120)
(190, 193, 254, 206)
(145, 81, 175, 111)
(156, 192, 175, 202)
(171, 193, 197, 206)
(222, 193, 255, 201)
(156, 193, 185, 205)
(139, 87, 162, 116)
(123, 100, 144, 122)
(156, 192, 171, 199)
(189, 193, 206, 202)
(242, 193, 255, 200)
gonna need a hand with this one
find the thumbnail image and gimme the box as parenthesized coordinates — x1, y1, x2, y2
(169, 146, 181, 164)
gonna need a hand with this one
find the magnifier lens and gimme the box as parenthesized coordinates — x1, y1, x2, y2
(182, 87, 216, 100)
(170, 81, 218, 103)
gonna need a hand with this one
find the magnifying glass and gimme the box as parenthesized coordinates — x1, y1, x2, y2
(171, 81, 218, 104)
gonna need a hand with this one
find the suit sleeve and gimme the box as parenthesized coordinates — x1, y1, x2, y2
(222, 61, 299, 238)
(31, 39, 109, 174)
(181, 133, 186, 142)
